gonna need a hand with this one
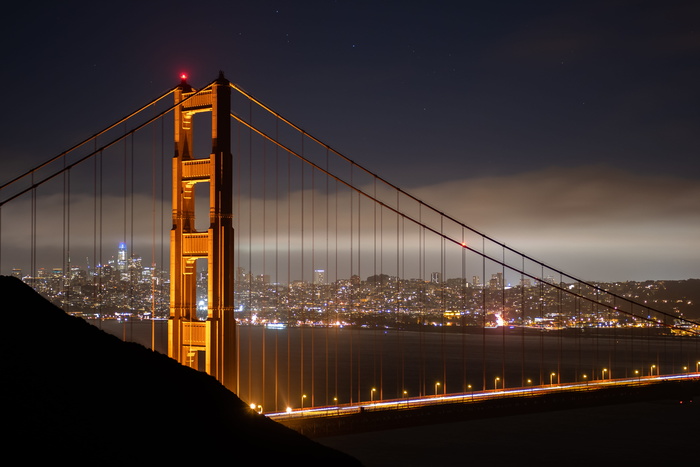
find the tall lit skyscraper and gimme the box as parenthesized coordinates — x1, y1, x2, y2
(117, 242, 127, 272)
(314, 269, 325, 285)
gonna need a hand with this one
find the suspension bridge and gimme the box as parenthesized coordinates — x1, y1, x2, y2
(1, 73, 698, 421)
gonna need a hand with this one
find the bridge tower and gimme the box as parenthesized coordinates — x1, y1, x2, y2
(168, 73, 236, 391)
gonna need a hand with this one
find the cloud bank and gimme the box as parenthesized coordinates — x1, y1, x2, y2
(411, 165, 700, 281)
(2, 165, 697, 283)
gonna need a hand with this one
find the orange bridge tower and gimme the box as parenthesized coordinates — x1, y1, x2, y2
(168, 73, 236, 391)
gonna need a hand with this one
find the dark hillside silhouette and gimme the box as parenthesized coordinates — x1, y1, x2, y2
(3, 276, 361, 465)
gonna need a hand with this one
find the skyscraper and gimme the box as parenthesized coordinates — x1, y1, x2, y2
(314, 269, 325, 285)
(117, 242, 127, 273)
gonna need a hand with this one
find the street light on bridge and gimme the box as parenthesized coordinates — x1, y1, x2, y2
(494, 377, 500, 390)
(249, 403, 263, 414)
(550, 372, 556, 386)
(651, 364, 656, 376)
(602, 368, 608, 380)
(435, 382, 441, 396)
(371, 388, 376, 403)
(301, 394, 307, 409)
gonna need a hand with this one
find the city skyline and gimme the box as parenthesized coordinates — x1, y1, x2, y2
(11, 238, 698, 290)
(15, 241, 699, 333)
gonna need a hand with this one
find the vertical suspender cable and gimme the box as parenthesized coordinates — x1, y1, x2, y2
(333, 180, 347, 403)
(372, 179, 378, 398)
(501, 247, 506, 389)
(93, 141, 98, 321)
(419, 205, 425, 396)
(376, 185, 383, 400)
(521, 256, 526, 386)
(151, 107, 157, 350)
(576, 282, 582, 381)
(371, 178, 377, 399)
(309, 142, 316, 406)
(121, 127, 127, 341)
(235, 119, 242, 396)
(347, 166, 352, 403)
(99, 149, 104, 326)
(129, 135, 135, 337)
(67, 167, 71, 313)
(31, 174, 36, 284)
(462, 228, 467, 392)
(539, 265, 545, 385)
(61, 163, 66, 310)
(248, 100, 253, 403)
(481, 237, 486, 390)
(286, 142, 291, 407)
(398, 192, 404, 397)
(557, 273, 563, 383)
(300, 132, 305, 405)
(324, 147, 330, 406)
(441, 216, 446, 394)
(261, 138, 267, 412)
(159, 116, 165, 338)
(356, 176, 362, 403)
(274, 119, 280, 412)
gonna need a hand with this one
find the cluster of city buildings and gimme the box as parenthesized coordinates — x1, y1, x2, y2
(14, 243, 169, 319)
(234, 269, 696, 332)
(12, 243, 698, 333)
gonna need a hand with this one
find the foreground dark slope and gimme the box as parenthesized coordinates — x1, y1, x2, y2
(3, 276, 361, 465)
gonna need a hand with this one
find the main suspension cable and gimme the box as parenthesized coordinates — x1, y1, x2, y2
(229, 110, 698, 333)
(228, 82, 685, 331)
(0, 86, 178, 192)
(0, 80, 217, 208)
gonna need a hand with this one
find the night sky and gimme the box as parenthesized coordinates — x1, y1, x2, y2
(1, 1, 698, 281)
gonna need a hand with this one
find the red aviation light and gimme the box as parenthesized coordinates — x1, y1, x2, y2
(180, 73, 188, 81)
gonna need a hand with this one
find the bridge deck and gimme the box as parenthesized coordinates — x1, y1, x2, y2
(272, 375, 699, 437)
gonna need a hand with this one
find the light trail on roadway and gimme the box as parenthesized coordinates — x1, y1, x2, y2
(266, 372, 699, 421)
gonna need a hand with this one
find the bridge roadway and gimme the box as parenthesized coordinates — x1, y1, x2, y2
(268, 373, 699, 436)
